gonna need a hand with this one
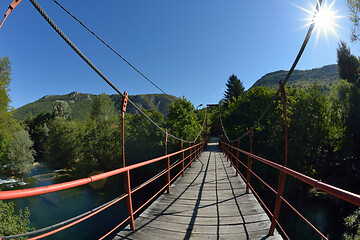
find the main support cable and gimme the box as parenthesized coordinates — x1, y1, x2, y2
(29, 0, 203, 144)
(51, 0, 168, 96)
(219, 0, 323, 142)
(218, 105, 230, 141)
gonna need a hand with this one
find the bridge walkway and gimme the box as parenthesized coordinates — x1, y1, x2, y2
(115, 141, 282, 239)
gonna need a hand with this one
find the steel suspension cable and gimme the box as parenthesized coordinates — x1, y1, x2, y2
(218, 105, 230, 141)
(29, 0, 203, 144)
(219, 0, 323, 142)
(51, 0, 168, 96)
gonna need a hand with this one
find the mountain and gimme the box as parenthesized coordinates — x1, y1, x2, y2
(13, 92, 178, 121)
(251, 64, 339, 93)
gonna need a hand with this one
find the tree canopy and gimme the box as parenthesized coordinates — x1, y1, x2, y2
(224, 74, 245, 103)
(166, 97, 201, 141)
(337, 40, 360, 85)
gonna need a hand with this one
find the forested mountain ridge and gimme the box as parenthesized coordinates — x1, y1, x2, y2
(251, 64, 339, 92)
(13, 92, 177, 121)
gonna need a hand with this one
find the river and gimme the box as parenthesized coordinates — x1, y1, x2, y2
(1, 163, 129, 239)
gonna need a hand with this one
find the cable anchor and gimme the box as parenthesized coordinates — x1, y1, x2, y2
(121, 91, 128, 118)
(279, 80, 286, 104)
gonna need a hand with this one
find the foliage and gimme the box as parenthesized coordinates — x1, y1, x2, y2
(52, 100, 71, 119)
(13, 93, 177, 121)
(47, 118, 82, 168)
(23, 112, 52, 155)
(347, 0, 360, 41)
(343, 208, 360, 240)
(0, 201, 33, 239)
(220, 84, 347, 178)
(0, 56, 35, 175)
(251, 64, 339, 93)
(0, 56, 11, 112)
(126, 109, 165, 164)
(166, 97, 202, 141)
(337, 40, 360, 85)
(90, 93, 117, 122)
(224, 74, 245, 103)
(8, 130, 36, 174)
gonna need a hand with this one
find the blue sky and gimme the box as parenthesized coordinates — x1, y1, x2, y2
(0, 0, 359, 109)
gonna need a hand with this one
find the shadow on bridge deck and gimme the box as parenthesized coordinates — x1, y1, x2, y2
(115, 140, 282, 239)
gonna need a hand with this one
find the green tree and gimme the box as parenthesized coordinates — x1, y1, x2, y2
(126, 109, 165, 164)
(343, 208, 360, 240)
(347, 0, 360, 41)
(24, 112, 52, 156)
(52, 100, 71, 119)
(90, 93, 117, 122)
(337, 40, 360, 85)
(166, 97, 201, 141)
(0, 201, 33, 240)
(0, 56, 11, 112)
(80, 93, 121, 172)
(224, 74, 245, 103)
(8, 130, 36, 174)
(0, 56, 35, 174)
(47, 118, 81, 168)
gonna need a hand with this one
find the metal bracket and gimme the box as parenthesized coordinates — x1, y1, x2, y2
(0, 0, 23, 29)
(121, 91, 128, 118)
(278, 80, 286, 104)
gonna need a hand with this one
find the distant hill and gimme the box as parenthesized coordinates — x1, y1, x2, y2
(13, 92, 178, 121)
(251, 64, 339, 93)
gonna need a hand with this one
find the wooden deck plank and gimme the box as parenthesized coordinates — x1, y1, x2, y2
(114, 141, 282, 240)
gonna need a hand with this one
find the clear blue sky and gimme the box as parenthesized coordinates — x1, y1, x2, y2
(0, 0, 359, 109)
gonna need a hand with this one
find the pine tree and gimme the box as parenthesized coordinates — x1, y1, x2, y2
(337, 40, 360, 84)
(224, 74, 245, 103)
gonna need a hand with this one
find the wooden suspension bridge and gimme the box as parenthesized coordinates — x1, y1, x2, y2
(1, 0, 360, 239)
(116, 139, 281, 239)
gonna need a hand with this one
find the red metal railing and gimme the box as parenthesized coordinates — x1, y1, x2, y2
(220, 140, 360, 240)
(0, 141, 206, 240)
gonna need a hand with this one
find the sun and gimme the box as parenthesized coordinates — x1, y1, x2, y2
(311, 0, 342, 40)
(291, 0, 344, 42)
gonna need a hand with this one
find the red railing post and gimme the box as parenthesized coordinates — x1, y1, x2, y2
(124, 170, 135, 230)
(121, 92, 135, 231)
(246, 128, 253, 194)
(269, 81, 288, 235)
(226, 140, 229, 160)
(236, 139, 240, 175)
(230, 141, 233, 167)
(189, 142, 192, 168)
(165, 130, 170, 194)
(194, 142, 197, 161)
(181, 139, 184, 177)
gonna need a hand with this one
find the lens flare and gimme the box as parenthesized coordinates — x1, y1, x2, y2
(290, 0, 344, 43)
(311, 0, 342, 41)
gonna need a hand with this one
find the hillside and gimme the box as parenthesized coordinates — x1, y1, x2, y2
(13, 92, 178, 121)
(251, 64, 339, 92)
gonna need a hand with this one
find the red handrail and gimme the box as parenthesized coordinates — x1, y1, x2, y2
(220, 140, 360, 239)
(0, 141, 205, 240)
(0, 143, 202, 200)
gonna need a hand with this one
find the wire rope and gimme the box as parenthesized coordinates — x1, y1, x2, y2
(0, 194, 126, 239)
(29, 0, 205, 144)
(52, 0, 168, 96)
